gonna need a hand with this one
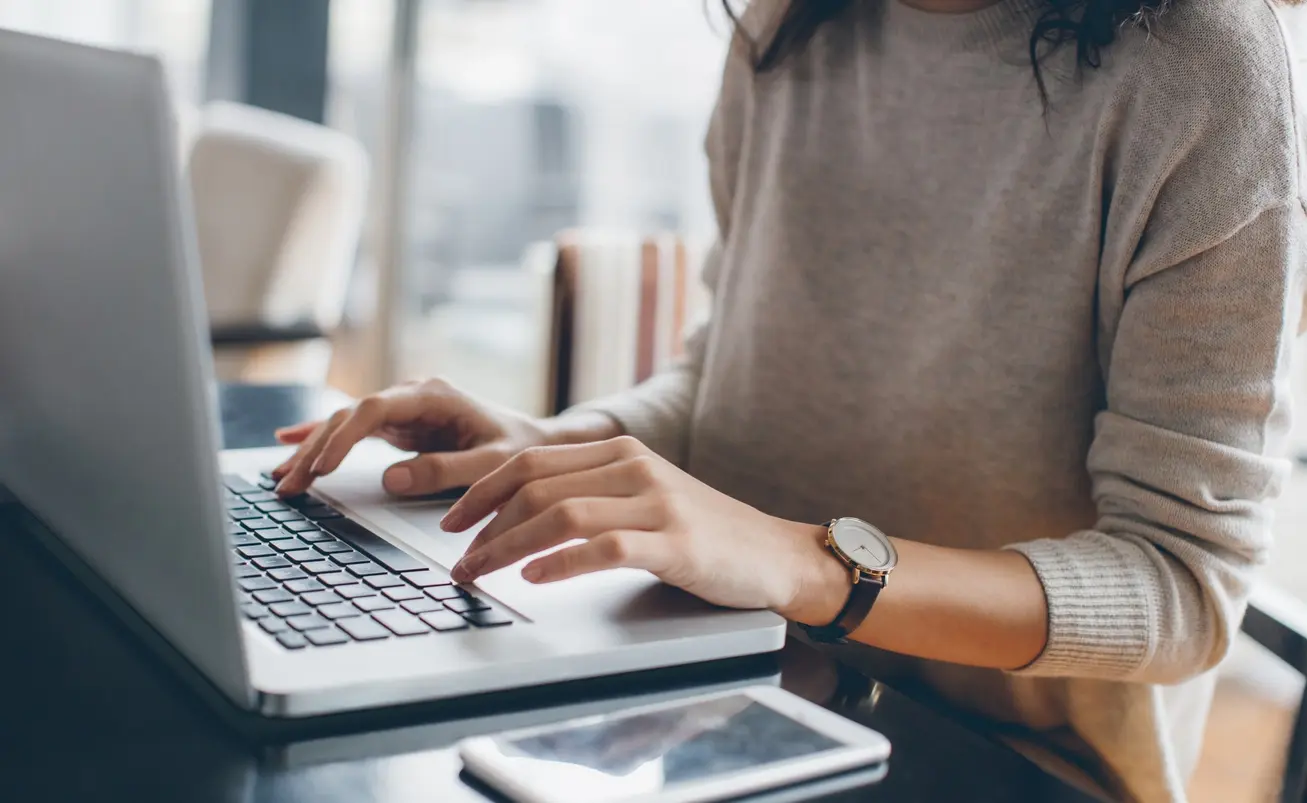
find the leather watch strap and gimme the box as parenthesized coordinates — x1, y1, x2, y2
(801, 574, 884, 645)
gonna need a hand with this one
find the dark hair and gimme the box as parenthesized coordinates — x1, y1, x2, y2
(722, 0, 1172, 102)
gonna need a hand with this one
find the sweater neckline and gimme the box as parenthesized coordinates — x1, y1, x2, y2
(880, 0, 1047, 52)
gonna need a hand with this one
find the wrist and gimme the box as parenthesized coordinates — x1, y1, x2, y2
(538, 410, 625, 447)
(776, 521, 854, 627)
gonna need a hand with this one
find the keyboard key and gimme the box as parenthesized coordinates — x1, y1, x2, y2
(401, 598, 442, 615)
(383, 586, 423, 602)
(260, 618, 291, 634)
(270, 601, 312, 618)
(373, 610, 429, 637)
(305, 627, 350, 647)
(355, 597, 395, 613)
(238, 576, 278, 592)
(271, 538, 310, 553)
(363, 574, 404, 590)
(302, 560, 337, 575)
(463, 609, 513, 628)
(285, 550, 321, 564)
(304, 505, 344, 521)
(335, 584, 374, 600)
(444, 595, 491, 614)
(405, 569, 453, 588)
(226, 501, 249, 512)
(243, 518, 282, 531)
(331, 551, 370, 566)
(301, 590, 341, 606)
(320, 519, 426, 572)
(426, 586, 464, 601)
(286, 578, 325, 594)
(269, 567, 308, 582)
(253, 588, 294, 604)
(346, 562, 387, 577)
(257, 477, 278, 491)
(255, 502, 291, 514)
(315, 541, 351, 554)
(276, 632, 308, 650)
(253, 556, 293, 570)
(319, 603, 361, 620)
(230, 533, 260, 547)
(237, 545, 275, 559)
(223, 474, 259, 494)
(233, 563, 262, 579)
(281, 492, 315, 509)
(270, 511, 305, 524)
(338, 617, 390, 641)
(285, 520, 323, 534)
(241, 491, 279, 504)
(286, 614, 330, 632)
(319, 572, 356, 587)
(420, 610, 470, 632)
(241, 602, 270, 619)
(226, 523, 246, 535)
(228, 508, 263, 521)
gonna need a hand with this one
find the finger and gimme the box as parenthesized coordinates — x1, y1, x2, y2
(463, 460, 649, 553)
(521, 531, 663, 584)
(383, 447, 507, 497)
(271, 420, 331, 480)
(308, 391, 424, 477)
(275, 421, 321, 445)
(275, 410, 348, 496)
(443, 436, 643, 532)
(452, 497, 657, 582)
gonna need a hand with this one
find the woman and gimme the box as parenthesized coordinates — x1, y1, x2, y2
(274, 0, 1305, 800)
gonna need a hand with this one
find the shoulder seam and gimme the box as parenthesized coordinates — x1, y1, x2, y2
(1264, 0, 1307, 212)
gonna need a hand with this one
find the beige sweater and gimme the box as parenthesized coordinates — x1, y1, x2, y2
(580, 0, 1307, 799)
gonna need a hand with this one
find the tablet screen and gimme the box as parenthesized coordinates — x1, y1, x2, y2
(498, 693, 845, 798)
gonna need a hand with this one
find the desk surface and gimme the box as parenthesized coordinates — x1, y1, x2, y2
(0, 384, 1100, 803)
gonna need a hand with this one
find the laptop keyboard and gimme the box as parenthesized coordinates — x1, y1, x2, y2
(223, 473, 512, 651)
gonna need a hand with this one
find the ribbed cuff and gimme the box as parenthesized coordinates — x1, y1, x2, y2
(1004, 534, 1161, 679)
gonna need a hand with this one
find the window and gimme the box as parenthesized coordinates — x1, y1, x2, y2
(328, 0, 729, 412)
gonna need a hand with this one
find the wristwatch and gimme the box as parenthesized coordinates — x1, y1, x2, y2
(800, 518, 897, 645)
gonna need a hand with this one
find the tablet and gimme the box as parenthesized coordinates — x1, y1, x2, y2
(457, 686, 891, 803)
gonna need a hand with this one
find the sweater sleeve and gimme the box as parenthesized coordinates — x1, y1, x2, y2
(1007, 202, 1303, 681)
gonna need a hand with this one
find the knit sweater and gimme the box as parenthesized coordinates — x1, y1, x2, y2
(578, 0, 1307, 799)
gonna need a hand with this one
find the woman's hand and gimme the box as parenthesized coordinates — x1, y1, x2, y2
(441, 436, 849, 622)
(271, 378, 617, 498)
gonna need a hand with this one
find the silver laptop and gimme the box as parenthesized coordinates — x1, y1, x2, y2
(0, 30, 784, 719)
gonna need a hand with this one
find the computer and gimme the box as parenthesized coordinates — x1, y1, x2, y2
(0, 30, 785, 719)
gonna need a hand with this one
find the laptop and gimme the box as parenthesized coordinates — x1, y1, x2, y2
(0, 30, 785, 719)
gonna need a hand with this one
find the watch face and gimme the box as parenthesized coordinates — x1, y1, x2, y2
(831, 518, 897, 572)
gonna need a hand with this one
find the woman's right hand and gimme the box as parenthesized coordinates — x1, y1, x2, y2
(270, 378, 568, 498)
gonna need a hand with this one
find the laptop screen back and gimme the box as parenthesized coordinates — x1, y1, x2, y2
(0, 31, 250, 706)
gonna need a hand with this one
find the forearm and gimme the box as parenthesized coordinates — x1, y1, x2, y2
(782, 524, 1049, 671)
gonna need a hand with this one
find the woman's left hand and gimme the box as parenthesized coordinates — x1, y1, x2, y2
(441, 436, 842, 619)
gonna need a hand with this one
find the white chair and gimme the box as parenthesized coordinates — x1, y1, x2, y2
(186, 101, 369, 384)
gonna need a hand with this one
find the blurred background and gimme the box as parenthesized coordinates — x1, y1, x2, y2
(0, 0, 727, 411)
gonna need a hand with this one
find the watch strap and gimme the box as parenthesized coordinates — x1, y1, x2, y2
(800, 574, 884, 645)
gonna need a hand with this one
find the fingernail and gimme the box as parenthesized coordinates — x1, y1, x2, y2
(453, 553, 485, 582)
(384, 467, 412, 494)
(309, 459, 324, 476)
(440, 508, 462, 530)
(522, 564, 545, 583)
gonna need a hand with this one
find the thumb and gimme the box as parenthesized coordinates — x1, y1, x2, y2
(383, 447, 508, 497)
